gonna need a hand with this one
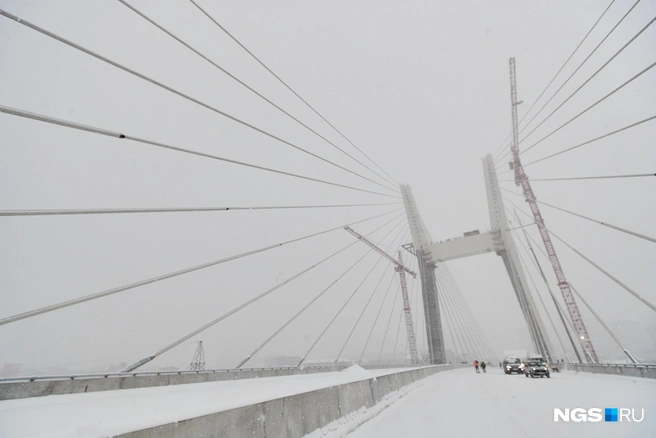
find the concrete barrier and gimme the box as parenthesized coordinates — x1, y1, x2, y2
(567, 363, 656, 379)
(0, 363, 428, 401)
(115, 364, 463, 438)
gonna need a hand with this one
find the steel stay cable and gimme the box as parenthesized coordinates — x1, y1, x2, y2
(187, 0, 399, 187)
(434, 267, 478, 359)
(441, 270, 486, 356)
(0, 202, 402, 217)
(391, 303, 405, 362)
(520, 60, 656, 157)
(144, 213, 406, 365)
(508, 206, 582, 356)
(0, 207, 402, 327)
(436, 267, 483, 358)
(356, 230, 411, 363)
(549, 231, 656, 313)
(518, 0, 647, 145)
(504, 207, 584, 363)
(568, 282, 638, 362)
(118, 1, 399, 193)
(357, 267, 397, 363)
(335, 227, 410, 363)
(0, 105, 397, 199)
(442, 267, 496, 359)
(515, 226, 633, 362)
(517, 115, 656, 169)
(232, 215, 404, 369)
(440, 270, 476, 361)
(499, 172, 655, 183)
(377, 276, 401, 364)
(298, 222, 407, 367)
(0, 9, 397, 194)
(356, 228, 417, 363)
(500, 187, 656, 243)
(503, 196, 656, 314)
(503, 204, 592, 342)
(493, 0, 617, 162)
(435, 269, 467, 361)
(344, 229, 410, 363)
(495, 61, 656, 167)
(235, 247, 374, 368)
(514, 236, 570, 361)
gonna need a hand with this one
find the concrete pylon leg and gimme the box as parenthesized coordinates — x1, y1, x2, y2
(417, 250, 446, 364)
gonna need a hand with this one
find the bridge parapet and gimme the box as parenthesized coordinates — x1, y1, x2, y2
(567, 363, 656, 379)
(0, 363, 430, 401)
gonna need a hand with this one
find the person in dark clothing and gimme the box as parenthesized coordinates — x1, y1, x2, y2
(474, 360, 480, 373)
(481, 361, 487, 373)
(499, 361, 502, 369)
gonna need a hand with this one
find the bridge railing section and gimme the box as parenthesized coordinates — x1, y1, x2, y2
(0, 362, 426, 384)
(0, 362, 433, 400)
(566, 363, 656, 379)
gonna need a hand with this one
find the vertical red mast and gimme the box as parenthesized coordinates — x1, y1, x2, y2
(507, 58, 598, 363)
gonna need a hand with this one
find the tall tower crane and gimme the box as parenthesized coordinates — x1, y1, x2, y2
(344, 226, 420, 364)
(506, 58, 598, 362)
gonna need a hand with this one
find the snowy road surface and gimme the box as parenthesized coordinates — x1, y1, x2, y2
(348, 367, 656, 438)
(0, 366, 417, 437)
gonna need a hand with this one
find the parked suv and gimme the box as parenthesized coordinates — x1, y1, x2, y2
(503, 357, 523, 374)
(524, 360, 550, 378)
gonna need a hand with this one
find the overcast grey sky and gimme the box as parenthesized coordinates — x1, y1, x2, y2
(1, 0, 654, 374)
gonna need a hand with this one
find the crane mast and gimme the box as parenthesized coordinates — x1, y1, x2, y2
(396, 251, 419, 364)
(507, 58, 598, 363)
(344, 226, 420, 364)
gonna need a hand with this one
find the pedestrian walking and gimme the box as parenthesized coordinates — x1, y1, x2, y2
(481, 361, 487, 373)
(474, 359, 480, 373)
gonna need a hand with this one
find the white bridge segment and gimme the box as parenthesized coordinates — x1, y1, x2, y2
(348, 368, 656, 437)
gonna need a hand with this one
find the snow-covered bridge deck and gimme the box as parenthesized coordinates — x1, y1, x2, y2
(349, 367, 656, 438)
(0, 366, 416, 437)
(1, 366, 655, 437)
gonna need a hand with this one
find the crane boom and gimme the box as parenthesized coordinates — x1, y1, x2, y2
(344, 226, 416, 278)
(344, 226, 419, 363)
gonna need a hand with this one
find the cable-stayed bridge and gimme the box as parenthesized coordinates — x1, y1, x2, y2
(0, 1, 655, 436)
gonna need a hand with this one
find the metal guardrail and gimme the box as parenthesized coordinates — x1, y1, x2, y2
(566, 362, 656, 379)
(0, 362, 429, 384)
(568, 363, 656, 369)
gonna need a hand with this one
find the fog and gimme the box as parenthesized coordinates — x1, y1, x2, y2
(1, 0, 654, 375)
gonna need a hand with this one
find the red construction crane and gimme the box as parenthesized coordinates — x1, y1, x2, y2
(507, 58, 598, 363)
(344, 226, 420, 364)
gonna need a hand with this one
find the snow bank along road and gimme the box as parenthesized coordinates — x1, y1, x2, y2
(0, 366, 416, 437)
(348, 367, 656, 438)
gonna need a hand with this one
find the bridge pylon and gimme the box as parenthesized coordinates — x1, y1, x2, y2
(400, 185, 446, 364)
(400, 163, 556, 363)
